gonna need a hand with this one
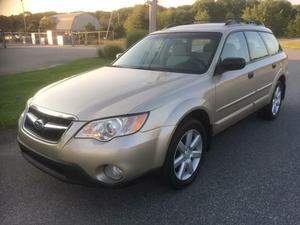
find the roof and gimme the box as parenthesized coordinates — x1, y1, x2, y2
(50, 13, 81, 31)
(50, 12, 99, 31)
(154, 23, 272, 35)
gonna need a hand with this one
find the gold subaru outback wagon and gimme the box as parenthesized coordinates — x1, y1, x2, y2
(18, 20, 288, 189)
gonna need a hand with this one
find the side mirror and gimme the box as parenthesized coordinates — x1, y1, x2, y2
(116, 53, 122, 59)
(215, 57, 246, 75)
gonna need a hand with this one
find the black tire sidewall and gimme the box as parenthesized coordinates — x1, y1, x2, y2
(259, 81, 283, 120)
(269, 81, 283, 119)
(162, 119, 207, 189)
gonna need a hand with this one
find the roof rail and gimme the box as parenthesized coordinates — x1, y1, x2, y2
(163, 23, 193, 29)
(163, 23, 177, 29)
(164, 19, 265, 29)
(194, 20, 224, 24)
(225, 18, 264, 26)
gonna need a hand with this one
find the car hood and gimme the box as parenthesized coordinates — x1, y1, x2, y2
(31, 66, 198, 120)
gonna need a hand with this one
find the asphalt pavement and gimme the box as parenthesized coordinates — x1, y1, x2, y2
(0, 45, 98, 75)
(0, 50, 299, 225)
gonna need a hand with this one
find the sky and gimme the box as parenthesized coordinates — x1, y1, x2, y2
(0, 0, 195, 16)
(0, 0, 299, 16)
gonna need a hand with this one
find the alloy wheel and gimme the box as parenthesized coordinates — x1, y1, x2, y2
(272, 86, 282, 116)
(173, 129, 203, 181)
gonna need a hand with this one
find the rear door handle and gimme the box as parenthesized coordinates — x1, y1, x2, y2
(248, 72, 254, 79)
(272, 64, 276, 69)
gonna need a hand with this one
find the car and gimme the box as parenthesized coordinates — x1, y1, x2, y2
(17, 20, 288, 189)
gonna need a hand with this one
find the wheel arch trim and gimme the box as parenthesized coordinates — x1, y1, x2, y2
(153, 99, 212, 167)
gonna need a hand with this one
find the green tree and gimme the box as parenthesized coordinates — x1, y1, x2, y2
(0, 16, 12, 31)
(193, 0, 225, 21)
(111, 8, 132, 37)
(246, 0, 260, 7)
(294, 4, 300, 13)
(242, 0, 296, 36)
(96, 8, 131, 38)
(39, 16, 56, 30)
(242, 5, 260, 21)
(26, 12, 56, 32)
(96, 11, 111, 31)
(157, 5, 193, 28)
(174, 5, 194, 25)
(218, 0, 247, 18)
(288, 15, 300, 37)
(195, 10, 211, 21)
(225, 12, 235, 19)
(124, 5, 148, 33)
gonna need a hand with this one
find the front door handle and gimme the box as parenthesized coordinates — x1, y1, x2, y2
(272, 64, 276, 69)
(248, 72, 254, 79)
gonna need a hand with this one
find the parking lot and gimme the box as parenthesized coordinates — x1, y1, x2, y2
(0, 50, 299, 225)
(0, 45, 98, 75)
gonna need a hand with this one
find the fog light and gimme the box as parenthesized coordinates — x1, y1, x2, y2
(104, 165, 123, 180)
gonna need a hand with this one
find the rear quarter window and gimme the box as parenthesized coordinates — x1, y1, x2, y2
(259, 32, 281, 55)
(244, 31, 269, 60)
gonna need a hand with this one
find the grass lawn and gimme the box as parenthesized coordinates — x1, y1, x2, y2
(0, 57, 110, 131)
(98, 38, 126, 49)
(279, 39, 300, 49)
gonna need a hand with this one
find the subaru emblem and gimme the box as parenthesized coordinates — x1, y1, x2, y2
(33, 119, 45, 130)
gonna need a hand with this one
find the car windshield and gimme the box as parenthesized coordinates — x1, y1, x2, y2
(112, 32, 222, 74)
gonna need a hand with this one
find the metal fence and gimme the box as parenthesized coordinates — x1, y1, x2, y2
(72, 31, 115, 45)
(3, 32, 31, 44)
(1, 31, 115, 46)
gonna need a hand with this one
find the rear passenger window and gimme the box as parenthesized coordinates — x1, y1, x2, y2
(221, 32, 250, 63)
(259, 32, 280, 55)
(244, 31, 268, 60)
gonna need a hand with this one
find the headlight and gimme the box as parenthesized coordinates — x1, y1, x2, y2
(75, 113, 148, 141)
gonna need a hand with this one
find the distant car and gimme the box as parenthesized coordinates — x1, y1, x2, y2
(18, 20, 288, 189)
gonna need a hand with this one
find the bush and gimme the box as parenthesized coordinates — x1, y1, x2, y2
(126, 29, 148, 48)
(97, 48, 104, 58)
(98, 44, 123, 59)
(113, 24, 126, 39)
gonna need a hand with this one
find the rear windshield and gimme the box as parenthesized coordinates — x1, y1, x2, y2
(112, 32, 222, 74)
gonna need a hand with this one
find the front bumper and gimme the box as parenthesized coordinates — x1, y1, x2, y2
(19, 142, 97, 186)
(17, 115, 174, 186)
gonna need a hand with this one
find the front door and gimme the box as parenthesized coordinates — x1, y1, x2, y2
(214, 31, 256, 133)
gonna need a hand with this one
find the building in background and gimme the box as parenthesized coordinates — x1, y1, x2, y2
(47, 12, 101, 45)
(50, 12, 100, 32)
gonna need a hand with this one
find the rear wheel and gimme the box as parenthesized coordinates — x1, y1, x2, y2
(162, 119, 207, 189)
(259, 81, 283, 120)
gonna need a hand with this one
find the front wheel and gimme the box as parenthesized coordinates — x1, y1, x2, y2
(162, 119, 207, 189)
(259, 81, 283, 120)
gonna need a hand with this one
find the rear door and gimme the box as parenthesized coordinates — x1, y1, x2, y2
(256, 32, 285, 105)
(244, 31, 277, 110)
(214, 31, 256, 132)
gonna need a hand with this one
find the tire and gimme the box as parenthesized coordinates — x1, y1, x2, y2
(259, 81, 283, 120)
(161, 119, 207, 189)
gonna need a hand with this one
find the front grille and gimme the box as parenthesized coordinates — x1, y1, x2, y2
(23, 106, 75, 142)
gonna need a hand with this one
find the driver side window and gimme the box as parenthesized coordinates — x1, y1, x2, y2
(221, 32, 250, 63)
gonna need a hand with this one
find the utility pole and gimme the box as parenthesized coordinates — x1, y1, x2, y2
(105, 11, 113, 40)
(148, 0, 157, 33)
(21, 0, 27, 34)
